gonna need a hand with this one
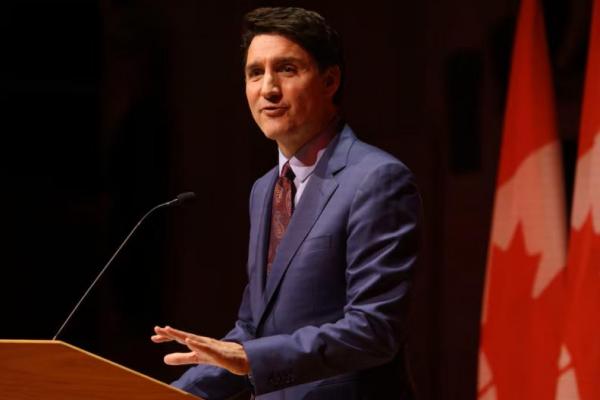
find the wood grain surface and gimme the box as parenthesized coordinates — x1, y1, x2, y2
(0, 340, 201, 400)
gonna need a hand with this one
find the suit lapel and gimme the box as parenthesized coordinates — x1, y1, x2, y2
(264, 174, 338, 291)
(255, 126, 356, 328)
(249, 168, 277, 322)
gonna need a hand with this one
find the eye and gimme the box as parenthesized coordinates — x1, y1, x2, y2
(280, 64, 297, 75)
(246, 68, 263, 80)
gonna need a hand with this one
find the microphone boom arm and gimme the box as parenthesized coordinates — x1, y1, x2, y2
(53, 192, 195, 340)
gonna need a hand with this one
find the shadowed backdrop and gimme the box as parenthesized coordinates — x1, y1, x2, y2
(0, 0, 589, 398)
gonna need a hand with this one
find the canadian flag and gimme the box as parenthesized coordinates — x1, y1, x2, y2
(477, 0, 568, 398)
(555, 0, 600, 399)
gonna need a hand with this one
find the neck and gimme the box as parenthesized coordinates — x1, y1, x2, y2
(279, 113, 341, 162)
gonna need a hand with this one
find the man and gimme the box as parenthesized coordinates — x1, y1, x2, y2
(152, 7, 421, 399)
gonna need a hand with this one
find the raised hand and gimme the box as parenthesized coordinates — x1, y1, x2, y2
(151, 326, 250, 376)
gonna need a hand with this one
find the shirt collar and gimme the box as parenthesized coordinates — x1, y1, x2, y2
(278, 147, 328, 183)
(278, 115, 342, 182)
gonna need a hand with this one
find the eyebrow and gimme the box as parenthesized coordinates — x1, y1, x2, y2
(245, 56, 307, 74)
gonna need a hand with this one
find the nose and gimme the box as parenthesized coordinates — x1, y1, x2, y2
(260, 70, 282, 102)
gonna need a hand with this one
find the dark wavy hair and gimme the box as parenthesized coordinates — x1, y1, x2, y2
(241, 7, 345, 104)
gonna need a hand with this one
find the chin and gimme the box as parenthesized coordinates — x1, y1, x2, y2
(259, 122, 290, 141)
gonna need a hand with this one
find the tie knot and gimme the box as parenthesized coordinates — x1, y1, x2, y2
(281, 162, 295, 180)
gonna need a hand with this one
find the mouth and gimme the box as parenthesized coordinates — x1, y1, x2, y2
(260, 106, 288, 117)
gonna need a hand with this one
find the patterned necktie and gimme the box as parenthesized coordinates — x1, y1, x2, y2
(267, 161, 295, 273)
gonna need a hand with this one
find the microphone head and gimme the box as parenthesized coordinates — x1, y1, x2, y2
(175, 191, 196, 204)
(164, 192, 196, 208)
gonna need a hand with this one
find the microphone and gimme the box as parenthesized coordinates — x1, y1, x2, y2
(53, 192, 196, 340)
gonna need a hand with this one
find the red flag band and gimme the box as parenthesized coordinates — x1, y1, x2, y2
(556, 0, 600, 398)
(478, 0, 568, 398)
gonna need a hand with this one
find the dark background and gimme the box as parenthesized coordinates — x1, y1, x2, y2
(0, 0, 591, 398)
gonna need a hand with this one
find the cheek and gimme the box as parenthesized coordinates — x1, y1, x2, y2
(245, 85, 258, 109)
(286, 87, 310, 114)
(293, 79, 323, 108)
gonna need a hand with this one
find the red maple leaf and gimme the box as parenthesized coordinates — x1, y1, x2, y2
(564, 214, 600, 400)
(480, 223, 565, 399)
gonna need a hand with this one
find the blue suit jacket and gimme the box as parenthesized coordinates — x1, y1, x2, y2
(174, 125, 420, 399)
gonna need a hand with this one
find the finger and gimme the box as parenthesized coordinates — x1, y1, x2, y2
(164, 326, 204, 342)
(163, 351, 198, 365)
(152, 327, 173, 340)
(164, 350, 217, 366)
(150, 334, 172, 343)
(154, 326, 188, 345)
(154, 325, 172, 336)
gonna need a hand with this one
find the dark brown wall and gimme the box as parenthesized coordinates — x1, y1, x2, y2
(0, 0, 588, 398)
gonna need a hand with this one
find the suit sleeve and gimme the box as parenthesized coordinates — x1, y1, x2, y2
(172, 183, 260, 399)
(242, 162, 421, 395)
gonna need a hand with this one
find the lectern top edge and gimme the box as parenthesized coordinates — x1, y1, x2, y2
(0, 339, 198, 399)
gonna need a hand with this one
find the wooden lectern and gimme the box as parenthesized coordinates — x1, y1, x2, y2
(0, 340, 200, 400)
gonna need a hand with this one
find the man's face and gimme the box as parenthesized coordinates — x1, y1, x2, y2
(245, 34, 339, 155)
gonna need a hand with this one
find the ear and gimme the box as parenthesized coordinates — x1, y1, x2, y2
(322, 65, 341, 99)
